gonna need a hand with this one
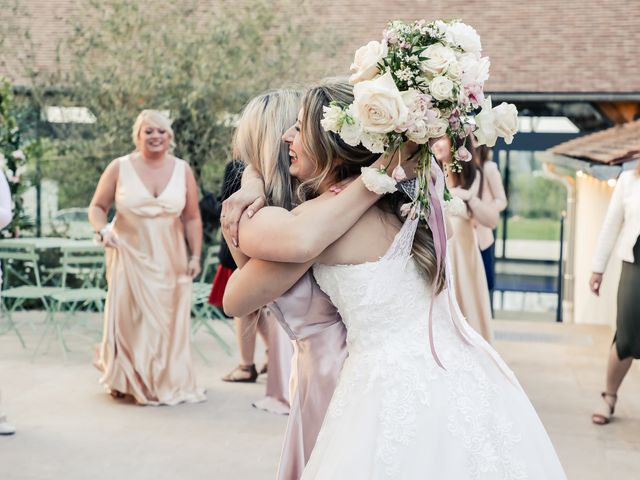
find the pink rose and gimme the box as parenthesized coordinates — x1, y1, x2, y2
(391, 165, 407, 181)
(455, 146, 473, 163)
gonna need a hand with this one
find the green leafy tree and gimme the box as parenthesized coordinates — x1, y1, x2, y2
(37, 0, 341, 207)
(0, 77, 34, 236)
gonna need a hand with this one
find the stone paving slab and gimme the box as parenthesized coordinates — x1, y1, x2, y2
(0, 312, 639, 479)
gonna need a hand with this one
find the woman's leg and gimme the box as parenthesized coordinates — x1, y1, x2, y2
(605, 343, 633, 395)
(222, 310, 261, 382)
(255, 308, 271, 374)
(592, 342, 633, 424)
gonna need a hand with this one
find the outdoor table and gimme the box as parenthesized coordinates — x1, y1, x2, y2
(0, 237, 97, 250)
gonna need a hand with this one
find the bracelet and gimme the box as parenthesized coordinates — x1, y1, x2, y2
(189, 255, 201, 261)
(361, 167, 397, 195)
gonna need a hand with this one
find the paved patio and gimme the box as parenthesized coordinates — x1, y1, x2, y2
(0, 312, 639, 479)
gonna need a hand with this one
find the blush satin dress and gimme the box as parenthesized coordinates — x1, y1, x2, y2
(269, 271, 347, 480)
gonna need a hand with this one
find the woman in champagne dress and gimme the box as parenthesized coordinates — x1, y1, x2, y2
(433, 136, 494, 342)
(89, 110, 205, 406)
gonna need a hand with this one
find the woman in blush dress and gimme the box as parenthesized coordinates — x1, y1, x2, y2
(221, 82, 412, 479)
(89, 110, 205, 406)
(220, 91, 300, 414)
(223, 78, 566, 479)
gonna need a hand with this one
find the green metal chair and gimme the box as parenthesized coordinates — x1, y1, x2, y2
(191, 244, 233, 361)
(32, 245, 107, 360)
(0, 242, 63, 348)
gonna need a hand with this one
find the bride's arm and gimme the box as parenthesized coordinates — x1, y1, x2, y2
(235, 181, 380, 263)
(225, 149, 418, 263)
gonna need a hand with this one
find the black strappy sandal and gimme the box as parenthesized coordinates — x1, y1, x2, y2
(592, 392, 617, 425)
(222, 364, 258, 383)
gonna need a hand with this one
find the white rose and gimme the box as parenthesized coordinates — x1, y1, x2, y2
(429, 75, 455, 101)
(320, 104, 343, 133)
(425, 117, 449, 139)
(349, 40, 388, 84)
(445, 22, 482, 54)
(352, 71, 408, 134)
(446, 60, 462, 80)
(459, 53, 490, 86)
(339, 119, 363, 147)
(401, 89, 432, 121)
(420, 43, 457, 76)
(406, 120, 430, 144)
(474, 97, 498, 147)
(360, 131, 387, 153)
(493, 102, 519, 144)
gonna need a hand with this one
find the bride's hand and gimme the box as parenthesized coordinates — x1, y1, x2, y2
(373, 142, 421, 181)
(221, 178, 266, 248)
(329, 176, 357, 194)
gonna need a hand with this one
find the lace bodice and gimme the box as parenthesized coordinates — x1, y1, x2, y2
(313, 219, 434, 357)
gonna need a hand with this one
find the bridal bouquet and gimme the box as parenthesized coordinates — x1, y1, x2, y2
(321, 19, 518, 212)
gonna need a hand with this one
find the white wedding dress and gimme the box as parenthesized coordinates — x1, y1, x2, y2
(302, 215, 567, 479)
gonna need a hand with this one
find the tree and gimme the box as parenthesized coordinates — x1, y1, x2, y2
(37, 0, 341, 207)
(0, 77, 35, 236)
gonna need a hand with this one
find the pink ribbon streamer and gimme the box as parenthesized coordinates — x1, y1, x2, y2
(423, 159, 519, 386)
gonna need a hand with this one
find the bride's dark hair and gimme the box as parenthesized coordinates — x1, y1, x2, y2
(300, 77, 444, 292)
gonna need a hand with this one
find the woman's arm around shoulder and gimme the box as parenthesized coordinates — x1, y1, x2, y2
(223, 258, 314, 317)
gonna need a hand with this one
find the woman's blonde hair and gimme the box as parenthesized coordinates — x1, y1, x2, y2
(300, 77, 444, 291)
(233, 89, 301, 210)
(132, 109, 176, 152)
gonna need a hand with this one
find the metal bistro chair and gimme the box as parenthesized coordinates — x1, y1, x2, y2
(32, 245, 107, 360)
(0, 242, 63, 348)
(191, 244, 233, 361)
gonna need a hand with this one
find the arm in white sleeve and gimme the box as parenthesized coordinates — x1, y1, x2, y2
(591, 174, 626, 273)
(0, 171, 13, 230)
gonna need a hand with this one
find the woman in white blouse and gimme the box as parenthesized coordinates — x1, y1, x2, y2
(0, 170, 15, 436)
(590, 166, 640, 425)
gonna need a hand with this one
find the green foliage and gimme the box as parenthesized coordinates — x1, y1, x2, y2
(510, 175, 566, 220)
(0, 76, 34, 236)
(37, 0, 339, 207)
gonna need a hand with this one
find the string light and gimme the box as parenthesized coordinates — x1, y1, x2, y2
(607, 178, 617, 188)
(576, 170, 584, 177)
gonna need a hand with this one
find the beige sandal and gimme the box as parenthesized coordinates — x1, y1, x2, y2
(592, 392, 617, 425)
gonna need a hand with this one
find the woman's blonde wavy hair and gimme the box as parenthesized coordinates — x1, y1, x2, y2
(299, 78, 444, 291)
(233, 89, 302, 210)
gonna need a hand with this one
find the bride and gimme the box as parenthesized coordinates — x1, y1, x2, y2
(222, 78, 566, 479)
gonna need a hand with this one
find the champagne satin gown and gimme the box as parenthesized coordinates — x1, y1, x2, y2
(448, 213, 494, 342)
(269, 271, 347, 480)
(95, 155, 206, 406)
